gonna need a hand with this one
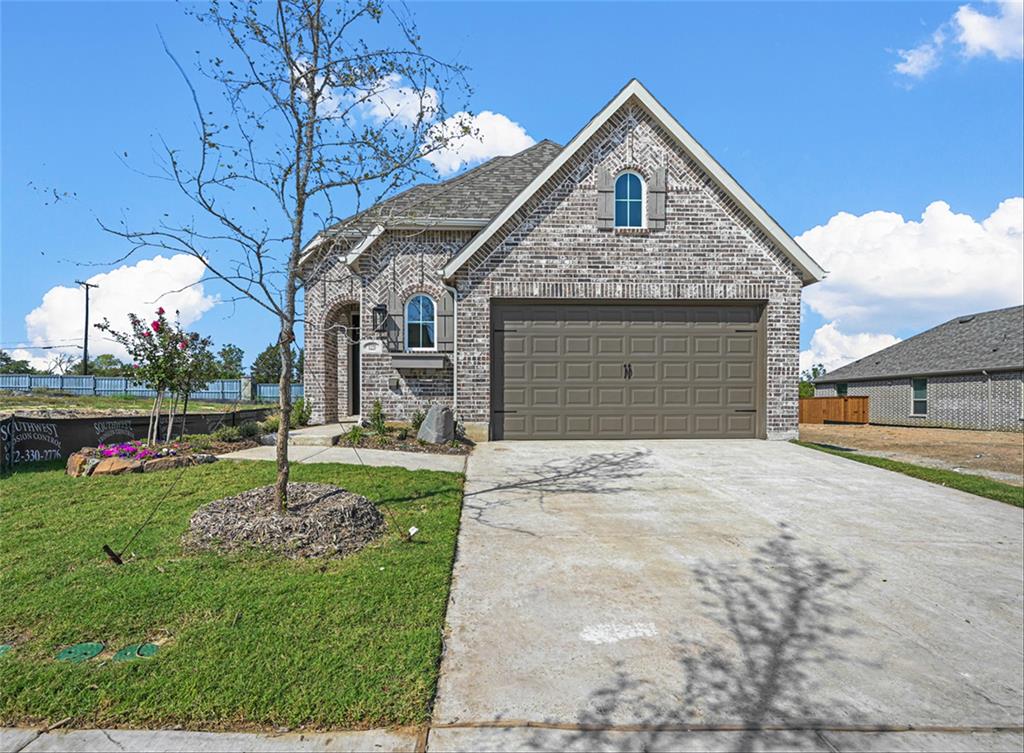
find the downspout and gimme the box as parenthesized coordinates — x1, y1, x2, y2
(441, 277, 458, 419)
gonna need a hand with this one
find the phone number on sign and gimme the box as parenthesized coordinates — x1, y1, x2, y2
(8, 448, 63, 464)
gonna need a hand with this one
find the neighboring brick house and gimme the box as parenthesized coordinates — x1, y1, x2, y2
(815, 306, 1024, 432)
(302, 80, 825, 441)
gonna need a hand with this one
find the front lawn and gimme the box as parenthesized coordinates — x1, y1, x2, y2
(793, 440, 1024, 508)
(0, 460, 464, 730)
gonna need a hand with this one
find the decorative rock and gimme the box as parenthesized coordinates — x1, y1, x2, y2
(192, 453, 217, 465)
(91, 457, 143, 476)
(259, 433, 277, 446)
(416, 404, 454, 444)
(66, 452, 100, 477)
(142, 455, 187, 473)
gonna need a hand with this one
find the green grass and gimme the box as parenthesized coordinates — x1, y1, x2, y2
(0, 460, 464, 730)
(0, 391, 263, 414)
(793, 440, 1024, 508)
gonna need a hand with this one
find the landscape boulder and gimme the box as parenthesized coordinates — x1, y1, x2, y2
(91, 457, 143, 476)
(142, 455, 189, 473)
(66, 452, 100, 477)
(416, 404, 454, 444)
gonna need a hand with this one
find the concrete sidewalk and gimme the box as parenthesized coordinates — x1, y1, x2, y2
(1, 727, 418, 752)
(218, 444, 466, 473)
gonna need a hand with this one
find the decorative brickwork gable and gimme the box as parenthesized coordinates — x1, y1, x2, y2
(451, 105, 804, 439)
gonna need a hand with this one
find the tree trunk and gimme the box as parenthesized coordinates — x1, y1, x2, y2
(179, 392, 190, 441)
(148, 395, 159, 445)
(166, 393, 178, 443)
(274, 338, 292, 511)
(150, 390, 164, 444)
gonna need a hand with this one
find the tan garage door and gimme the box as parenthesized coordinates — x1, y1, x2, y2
(491, 302, 764, 440)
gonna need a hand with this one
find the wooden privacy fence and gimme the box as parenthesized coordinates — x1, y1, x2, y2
(799, 396, 869, 425)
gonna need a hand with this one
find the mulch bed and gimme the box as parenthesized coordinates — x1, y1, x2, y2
(344, 434, 470, 455)
(182, 482, 386, 559)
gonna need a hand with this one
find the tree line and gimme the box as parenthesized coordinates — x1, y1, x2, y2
(0, 342, 303, 383)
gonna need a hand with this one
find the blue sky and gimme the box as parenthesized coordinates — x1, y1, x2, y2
(2, 1, 1022, 372)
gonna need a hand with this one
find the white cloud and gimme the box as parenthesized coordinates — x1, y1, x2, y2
(955, 0, 1024, 60)
(799, 197, 1023, 373)
(894, 1, 1024, 78)
(23, 255, 217, 363)
(895, 31, 945, 78)
(424, 110, 535, 176)
(800, 323, 901, 373)
(361, 73, 439, 125)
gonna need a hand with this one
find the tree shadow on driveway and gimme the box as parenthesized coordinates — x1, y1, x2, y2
(529, 524, 868, 751)
(462, 449, 655, 537)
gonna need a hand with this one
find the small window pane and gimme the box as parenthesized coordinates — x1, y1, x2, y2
(913, 399, 927, 415)
(628, 201, 641, 227)
(836, 383, 848, 396)
(421, 323, 435, 349)
(615, 202, 628, 227)
(912, 378, 927, 400)
(615, 176, 628, 200)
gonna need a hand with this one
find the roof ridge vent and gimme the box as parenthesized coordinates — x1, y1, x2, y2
(958, 315, 976, 323)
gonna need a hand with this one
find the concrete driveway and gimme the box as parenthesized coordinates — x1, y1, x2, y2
(428, 440, 1024, 752)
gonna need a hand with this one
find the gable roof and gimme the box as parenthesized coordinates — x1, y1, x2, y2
(817, 305, 1024, 383)
(299, 140, 563, 268)
(441, 79, 826, 285)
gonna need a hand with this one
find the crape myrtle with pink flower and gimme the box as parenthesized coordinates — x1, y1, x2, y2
(96, 307, 218, 444)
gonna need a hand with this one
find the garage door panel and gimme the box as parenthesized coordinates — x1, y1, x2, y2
(494, 303, 761, 439)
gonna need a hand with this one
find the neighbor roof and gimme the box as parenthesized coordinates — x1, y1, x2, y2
(299, 140, 563, 268)
(441, 79, 826, 285)
(817, 305, 1024, 383)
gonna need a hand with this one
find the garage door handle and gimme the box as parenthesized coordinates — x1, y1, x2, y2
(734, 409, 756, 413)
(623, 363, 633, 379)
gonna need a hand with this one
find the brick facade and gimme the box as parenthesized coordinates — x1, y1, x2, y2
(304, 103, 807, 439)
(816, 371, 1024, 431)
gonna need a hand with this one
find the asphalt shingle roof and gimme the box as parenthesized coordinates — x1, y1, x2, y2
(333, 139, 563, 231)
(817, 305, 1024, 383)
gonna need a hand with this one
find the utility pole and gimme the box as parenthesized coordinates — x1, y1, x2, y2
(75, 280, 99, 375)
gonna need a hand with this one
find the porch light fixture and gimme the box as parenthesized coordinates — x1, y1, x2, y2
(372, 303, 388, 332)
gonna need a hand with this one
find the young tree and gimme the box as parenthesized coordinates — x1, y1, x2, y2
(174, 334, 219, 440)
(215, 344, 245, 379)
(102, 0, 471, 509)
(89, 353, 132, 376)
(799, 363, 826, 398)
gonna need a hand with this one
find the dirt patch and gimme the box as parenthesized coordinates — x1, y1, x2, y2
(182, 482, 386, 558)
(799, 423, 1024, 486)
(343, 433, 471, 455)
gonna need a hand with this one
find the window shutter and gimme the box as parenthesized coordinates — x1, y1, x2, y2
(597, 167, 614, 230)
(387, 288, 404, 352)
(437, 289, 455, 353)
(649, 167, 666, 230)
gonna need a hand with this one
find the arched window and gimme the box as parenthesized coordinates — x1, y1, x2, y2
(614, 172, 644, 228)
(405, 294, 436, 350)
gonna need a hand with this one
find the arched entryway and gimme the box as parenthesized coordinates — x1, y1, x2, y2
(321, 301, 360, 422)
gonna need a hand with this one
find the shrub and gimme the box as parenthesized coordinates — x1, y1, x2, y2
(260, 415, 280, 433)
(291, 397, 312, 428)
(374, 433, 389, 447)
(345, 425, 364, 446)
(396, 427, 409, 441)
(213, 425, 242, 443)
(237, 421, 261, 439)
(368, 400, 387, 435)
(410, 409, 425, 432)
(184, 433, 213, 451)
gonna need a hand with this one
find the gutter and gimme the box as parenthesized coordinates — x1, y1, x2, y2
(816, 365, 1024, 385)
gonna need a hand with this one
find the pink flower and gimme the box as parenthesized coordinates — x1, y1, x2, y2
(157, 307, 165, 315)
(178, 341, 187, 350)
(151, 321, 161, 332)
(143, 330, 152, 338)
(132, 363, 139, 369)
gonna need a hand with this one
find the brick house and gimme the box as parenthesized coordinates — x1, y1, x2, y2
(301, 80, 825, 441)
(815, 305, 1024, 432)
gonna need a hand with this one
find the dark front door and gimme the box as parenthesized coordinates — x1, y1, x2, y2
(491, 302, 764, 440)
